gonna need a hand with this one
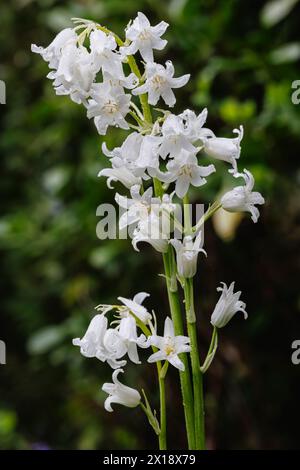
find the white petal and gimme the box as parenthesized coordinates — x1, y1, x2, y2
(161, 87, 176, 107)
(163, 317, 175, 337)
(170, 74, 190, 89)
(168, 354, 185, 371)
(133, 292, 150, 305)
(176, 175, 190, 198)
(148, 350, 166, 363)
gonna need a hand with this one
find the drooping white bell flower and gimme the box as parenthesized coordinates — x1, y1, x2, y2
(86, 81, 131, 135)
(72, 314, 108, 358)
(158, 114, 197, 159)
(99, 166, 142, 189)
(89, 29, 122, 77)
(157, 150, 215, 198)
(48, 42, 97, 105)
(132, 61, 190, 107)
(121, 12, 168, 63)
(132, 212, 169, 253)
(118, 292, 152, 324)
(102, 369, 141, 412)
(31, 28, 77, 69)
(210, 282, 247, 328)
(159, 192, 177, 215)
(135, 135, 162, 171)
(221, 169, 265, 223)
(147, 317, 191, 371)
(117, 316, 144, 364)
(72, 314, 128, 369)
(179, 108, 214, 143)
(115, 185, 160, 230)
(102, 328, 129, 369)
(203, 126, 244, 172)
(170, 231, 207, 278)
(101, 132, 147, 186)
(102, 132, 143, 164)
(101, 71, 140, 91)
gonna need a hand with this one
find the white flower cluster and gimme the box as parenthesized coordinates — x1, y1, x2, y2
(33, 12, 265, 414)
(72, 281, 248, 412)
(32, 13, 264, 246)
(73, 292, 190, 411)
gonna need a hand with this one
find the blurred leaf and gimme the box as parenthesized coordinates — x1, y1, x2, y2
(0, 410, 17, 435)
(220, 98, 256, 124)
(27, 326, 66, 354)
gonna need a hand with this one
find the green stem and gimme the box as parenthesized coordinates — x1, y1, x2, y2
(158, 376, 167, 450)
(153, 178, 195, 449)
(162, 251, 195, 449)
(182, 193, 205, 449)
(134, 316, 166, 448)
(127, 55, 152, 123)
(200, 326, 218, 373)
(184, 279, 205, 450)
(183, 195, 192, 234)
(191, 201, 222, 234)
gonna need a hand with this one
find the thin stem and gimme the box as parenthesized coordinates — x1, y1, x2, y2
(183, 194, 192, 235)
(162, 250, 195, 449)
(153, 178, 195, 448)
(184, 279, 205, 450)
(130, 101, 144, 121)
(191, 201, 221, 234)
(183, 193, 205, 449)
(207, 326, 217, 358)
(200, 326, 218, 373)
(158, 376, 167, 450)
(127, 56, 152, 124)
(134, 315, 166, 449)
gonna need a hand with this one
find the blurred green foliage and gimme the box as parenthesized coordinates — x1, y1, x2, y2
(0, 0, 300, 450)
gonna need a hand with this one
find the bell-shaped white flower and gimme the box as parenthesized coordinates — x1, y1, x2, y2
(118, 292, 152, 324)
(147, 317, 191, 371)
(159, 192, 177, 215)
(132, 212, 169, 253)
(159, 150, 215, 198)
(31, 28, 77, 69)
(99, 166, 142, 189)
(121, 12, 168, 63)
(203, 125, 244, 172)
(221, 169, 265, 223)
(135, 135, 161, 171)
(89, 29, 123, 77)
(101, 70, 139, 91)
(102, 132, 143, 165)
(48, 42, 97, 105)
(115, 185, 160, 230)
(116, 316, 142, 364)
(72, 314, 108, 358)
(179, 108, 214, 143)
(72, 314, 128, 369)
(86, 81, 131, 135)
(170, 231, 207, 278)
(210, 282, 247, 328)
(132, 61, 190, 107)
(159, 114, 197, 159)
(102, 328, 128, 369)
(102, 369, 141, 412)
(100, 133, 147, 188)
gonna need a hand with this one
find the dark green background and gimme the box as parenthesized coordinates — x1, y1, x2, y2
(0, 0, 300, 449)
